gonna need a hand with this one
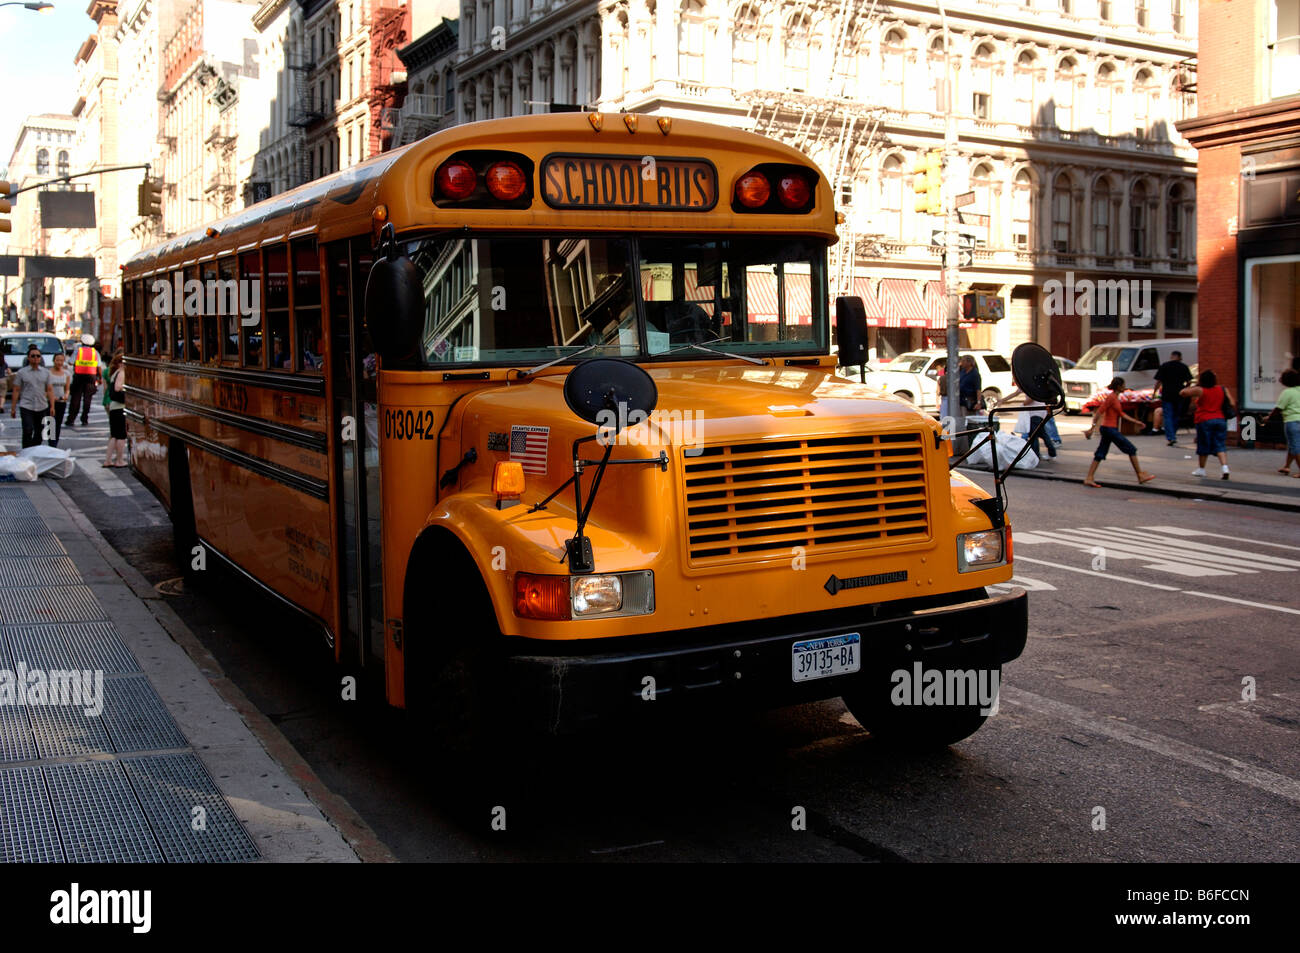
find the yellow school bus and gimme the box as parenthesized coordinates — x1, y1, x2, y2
(121, 113, 1025, 750)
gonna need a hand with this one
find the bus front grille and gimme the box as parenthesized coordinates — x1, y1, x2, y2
(682, 433, 931, 564)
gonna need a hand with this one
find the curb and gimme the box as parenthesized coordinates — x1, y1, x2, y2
(993, 466, 1300, 513)
(46, 479, 398, 864)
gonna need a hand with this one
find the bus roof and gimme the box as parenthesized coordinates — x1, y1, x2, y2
(125, 114, 838, 273)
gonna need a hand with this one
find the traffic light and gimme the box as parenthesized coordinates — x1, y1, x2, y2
(0, 181, 11, 233)
(138, 176, 163, 218)
(912, 150, 943, 215)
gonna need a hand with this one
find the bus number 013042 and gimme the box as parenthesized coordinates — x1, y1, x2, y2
(383, 408, 437, 440)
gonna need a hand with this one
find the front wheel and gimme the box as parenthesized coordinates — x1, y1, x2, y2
(841, 667, 999, 752)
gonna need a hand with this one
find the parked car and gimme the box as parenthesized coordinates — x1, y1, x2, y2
(1060, 337, 1198, 412)
(856, 349, 1014, 412)
(1054, 356, 1076, 371)
(0, 332, 64, 372)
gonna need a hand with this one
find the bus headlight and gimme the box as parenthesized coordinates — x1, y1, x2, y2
(957, 530, 1005, 571)
(572, 571, 655, 618)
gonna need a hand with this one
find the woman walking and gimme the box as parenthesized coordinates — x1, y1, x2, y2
(47, 351, 71, 447)
(103, 349, 129, 467)
(1181, 370, 1232, 480)
(1082, 377, 1156, 488)
(1268, 368, 1300, 476)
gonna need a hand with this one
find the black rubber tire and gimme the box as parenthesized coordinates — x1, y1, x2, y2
(167, 441, 198, 573)
(842, 666, 999, 752)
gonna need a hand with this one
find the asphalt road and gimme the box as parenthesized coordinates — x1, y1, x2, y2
(48, 412, 1300, 863)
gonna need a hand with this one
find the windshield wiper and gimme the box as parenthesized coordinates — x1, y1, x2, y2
(658, 341, 767, 365)
(519, 342, 629, 377)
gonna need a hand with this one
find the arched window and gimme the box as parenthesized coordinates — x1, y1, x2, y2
(1096, 63, 1117, 134)
(928, 34, 946, 112)
(1129, 180, 1155, 261)
(881, 154, 906, 238)
(1100, 0, 1112, 21)
(1014, 50, 1038, 126)
(732, 5, 759, 91)
(1133, 69, 1156, 138)
(679, 0, 705, 84)
(1013, 168, 1034, 250)
(785, 12, 811, 92)
(57, 150, 69, 177)
(971, 43, 995, 119)
(1167, 183, 1192, 262)
(1052, 172, 1076, 253)
(1173, 71, 1196, 123)
(1092, 175, 1118, 260)
(36, 148, 49, 175)
(971, 163, 994, 245)
(1054, 57, 1076, 129)
(882, 29, 907, 110)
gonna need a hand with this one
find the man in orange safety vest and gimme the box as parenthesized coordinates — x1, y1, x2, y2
(64, 333, 100, 427)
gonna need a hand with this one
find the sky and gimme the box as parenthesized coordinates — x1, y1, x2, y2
(0, 3, 92, 173)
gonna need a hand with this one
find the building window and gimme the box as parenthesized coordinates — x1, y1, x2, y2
(785, 12, 811, 92)
(1165, 292, 1193, 332)
(882, 29, 906, 110)
(1095, 63, 1117, 135)
(1167, 183, 1192, 261)
(1243, 255, 1299, 409)
(1100, 0, 1112, 20)
(56, 150, 69, 176)
(1059, 0, 1071, 13)
(928, 34, 946, 112)
(679, 0, 705, 83)
(971, 43, 994, 119)
(881, 154, 905, 239)
(1136, 0, 1148, 27)
(1013, 168, 1034, 250)
(732, 5, 759, 91)
(1014, 50, 1038, 127)
(1133, 69, 1155, 137)
(36, 148, 48, 174)
(970, 163, 993, 246)
(1052, 172, 1075, 253)
(1130, 180, 1154, 260)
(1054, 57, 1076, 129)
(1270, 0, 1300, 98)
(1172, 0, 1184, 33)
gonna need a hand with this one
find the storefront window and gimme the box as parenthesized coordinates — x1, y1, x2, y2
(1243, 255, 1300, 409)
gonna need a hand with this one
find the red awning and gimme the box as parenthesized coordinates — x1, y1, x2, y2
(879, 278, 937, 328)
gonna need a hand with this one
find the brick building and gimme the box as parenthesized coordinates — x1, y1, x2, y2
(1178, 0, 1300, 437)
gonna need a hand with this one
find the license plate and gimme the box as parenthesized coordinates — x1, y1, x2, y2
(791, 633, 861, 683)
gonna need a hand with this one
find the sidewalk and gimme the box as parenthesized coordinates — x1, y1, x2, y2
(966, 426, 1300, 511)
(0, 480, 361, 863)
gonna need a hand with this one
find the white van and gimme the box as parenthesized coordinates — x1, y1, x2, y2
(1061, 338, 1198, 412)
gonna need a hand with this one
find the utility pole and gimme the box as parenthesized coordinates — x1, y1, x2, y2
(938, 2, 963, 450)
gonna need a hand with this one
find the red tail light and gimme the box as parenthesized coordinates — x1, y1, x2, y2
(777, 173, 811, 209)
(485, 161, 527, 200)
(735, 173, 771, 208)
(435, 160, 477, 199)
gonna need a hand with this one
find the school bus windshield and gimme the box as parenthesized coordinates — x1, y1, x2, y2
(406, 233, 828, 365)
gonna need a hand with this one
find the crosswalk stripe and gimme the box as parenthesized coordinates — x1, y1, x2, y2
(1012, 556, 1182, 590)
(1139, 525, 1300, 553)
(1015, 525, 1299, 575)
(1023, 530, 1256, 577)
(1075, 527, 1286, 572)
(1184, 591, 1300, 616)
(1102, 526, 1300, 569)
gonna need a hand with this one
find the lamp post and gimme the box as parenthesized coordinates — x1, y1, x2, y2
(0, 3, 56, 12)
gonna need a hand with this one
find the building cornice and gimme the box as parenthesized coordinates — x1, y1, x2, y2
(253, 0, 293, 32)
(1176, 96, 1300, 150)
(398, 18, 457, 72)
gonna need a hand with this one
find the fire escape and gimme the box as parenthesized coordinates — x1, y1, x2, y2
(288, 58, 323, 187)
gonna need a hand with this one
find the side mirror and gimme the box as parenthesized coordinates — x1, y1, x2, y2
(564, 358, 658, 436)
(365, 225, 424, 364)
(834, 296, 868, 368)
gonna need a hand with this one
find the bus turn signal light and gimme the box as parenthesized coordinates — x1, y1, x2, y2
(515, 573, 571, 621)
(735, 172, 771, 208)
(485, 161, 527, 201)
(777, 173, 811, 209)
(435, 160, 477, 200)
(493, 460, 525, 500)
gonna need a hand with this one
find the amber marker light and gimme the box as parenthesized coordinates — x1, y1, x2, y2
(735, 172, 771, 208)
(493, 460, 525, 505)
(514, 573, 571, 620)
(371, 203, 388, 242)
(657, 117, 672, 135)
(776, 172, 811, 209)
(205, 227, 220, 238)
(485, 161, 527, 201)
(587, 112, 604, 132)
(623, 113, 638, 133)
(435, 160, 476, 199)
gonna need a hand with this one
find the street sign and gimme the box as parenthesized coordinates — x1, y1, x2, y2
(958, 250, 974, 268)
(931, 229, 946, 247)
(955, 190, 976, 208)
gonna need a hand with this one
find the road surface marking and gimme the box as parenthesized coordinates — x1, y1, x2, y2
(1014, 525, 1300, 576)
(1002, 686, 1300, 807)
(1012, 556, 1182, 590)
(988, 575, 1057, 593)
(1183, 591, 1300, 616)
(71, 452, 133, 497)
(1140, 525, 1300, 553)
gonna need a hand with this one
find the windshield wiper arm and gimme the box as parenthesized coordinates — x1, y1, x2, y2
(660, 341, 767, 365)
(520, 342, 627, 377)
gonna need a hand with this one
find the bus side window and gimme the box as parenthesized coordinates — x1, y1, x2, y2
(292, 239, 322, 373)
(198, 264, 217, 363)
(158, 272, 175, 360)
(240, 250, 263, 368)
(264, 244, 290, 370)
(219, 257, 240, 365)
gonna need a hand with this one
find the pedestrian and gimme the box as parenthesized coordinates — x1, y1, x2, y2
(103, 348, 129, 468)
(1154, 349, 1193, 445)
(9, 346, 54, 449)
(47, 351, 71, 447)
(1082, 376, 1156, 488)
(958, 355, 983, 415)
(1181, 369, 1233, 480)
(1266, 368, 1300, 477)
(64, 333, 99, 427)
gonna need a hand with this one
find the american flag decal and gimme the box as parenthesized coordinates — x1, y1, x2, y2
(510, 425, 549, 475)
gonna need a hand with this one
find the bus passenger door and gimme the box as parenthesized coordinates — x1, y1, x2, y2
(327, 240, 382, 665)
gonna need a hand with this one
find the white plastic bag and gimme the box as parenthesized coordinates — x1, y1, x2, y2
(16, 445, 76, 478)
(966, 431, 1038, 473)
(0, 455, 38, 482)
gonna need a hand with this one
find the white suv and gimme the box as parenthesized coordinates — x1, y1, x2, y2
(853, 350, 1014, 412)
(0, 332, 65, 373)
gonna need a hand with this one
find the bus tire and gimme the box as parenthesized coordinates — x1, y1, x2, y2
(841, 669, 998, 752)
(168, 441, 198, 574)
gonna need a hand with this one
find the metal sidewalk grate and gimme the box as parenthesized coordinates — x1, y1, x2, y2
(0, 704, 36, 764)
(102, 676, 188, 754)
(27, 696, 113, 759)
(55, 621, 139, 674)
(122, 754, 260, 863)
(44, 761, 162, 862)
(0, 586, 107, 625)
(0, 535, 67, 557)
(0, 557, 81, 587)
(0, 766, 63, 862)
(0, 517, 54, 536)
(4, 624, 79, 671)
(0, 497, 38, 518)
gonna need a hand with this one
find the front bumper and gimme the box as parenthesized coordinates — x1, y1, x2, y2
(505, 588, 1028, 734)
